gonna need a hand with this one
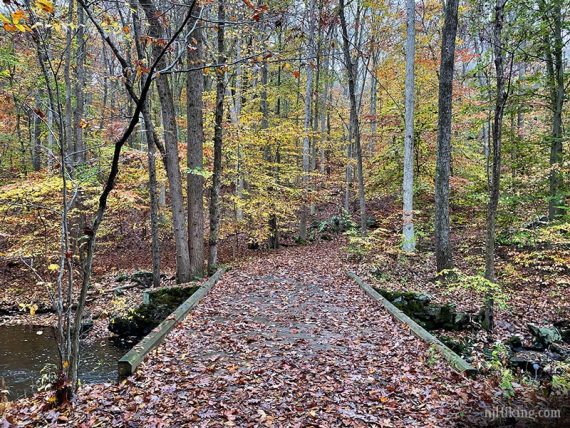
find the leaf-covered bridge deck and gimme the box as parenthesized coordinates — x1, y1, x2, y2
(74, 241, 490, 426)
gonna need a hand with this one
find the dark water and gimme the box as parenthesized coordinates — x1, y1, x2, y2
(0, 325, 128, 399)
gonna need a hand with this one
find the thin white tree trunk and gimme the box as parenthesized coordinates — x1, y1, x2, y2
(402, 0, 416, 252)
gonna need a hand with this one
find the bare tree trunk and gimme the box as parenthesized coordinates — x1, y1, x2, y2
(143, 113, 161, 288)
(139, 0, 191, 283)
(434, 0, 459, 274)
(32, 89, 43, 171)
(132, 5, 161, 288)
(187, 6, 205, 278)
(229, 38, 244, 222)
(259, 53, 279, 249)
(344, 139, 352, 212)
(369, 53, 378, 155)
(99, 41, 109, 133)
(402, 0, 416, 253)
(475, 34, 491, 183)
(299, 0, 317, 241)
(14, 105, 27, 175)
(319, 34, 331, 174)
(543, 0, 565, 220)
(484, 0, 509, 331)
(47, 106, 54, 171)
(339, 0, 366, 236)
(64, 0, 74, 168)
(74, 3, 86, 164)
(208, 0, 225, 273)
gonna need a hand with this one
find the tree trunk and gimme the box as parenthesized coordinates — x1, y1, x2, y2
(32, 90, 43, 171)
(544, 0, 565, 220)
(64, 0, 74, 168)
(402, 0, 416, 253)
(139, 0, 191, 283)
(339, 0, 366, 236)
(230, 39, 244, 222)
(143, 113, 161, 288)
(47, 105, 54, 171)
(484, 0, 509, 330)
(208, 0, 225, 274)
(369, 53, 378, 155)
(260, 56, 279, 249)
(319, 35, 331, 174)
(132, 5, 162, 288)
(187, 7, 205, 278)
(299, 0, 317, 241)
(434, 0, 459, 274)
(74, 4, 86, 164)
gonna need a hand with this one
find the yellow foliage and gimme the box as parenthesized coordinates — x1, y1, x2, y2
(35, 0, 55, 14)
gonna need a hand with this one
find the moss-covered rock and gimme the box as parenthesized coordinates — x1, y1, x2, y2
(374, 287, 479, 331)
(554, 320, 570, 343)
(510, 350, 551, 373)
(438, 335, 473, 356)
(505, 335, 524, 352)
(528, 324, 562, 350)
(109, 286, 199, 338)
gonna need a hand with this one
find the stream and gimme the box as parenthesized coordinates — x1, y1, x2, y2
(0, 325, 129, 399)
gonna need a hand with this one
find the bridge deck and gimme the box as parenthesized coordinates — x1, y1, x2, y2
(75, 240, 488, 426)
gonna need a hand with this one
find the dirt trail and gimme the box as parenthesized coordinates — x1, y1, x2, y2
(8, 240, 492, 427)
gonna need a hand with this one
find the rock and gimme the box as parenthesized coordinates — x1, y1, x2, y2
(495, 319, 515, 332)
(505, 336, 524, 352)
(550, 342, 570, 359)
(524, 216, 548, 230)
(312, 213, 355, 234)
(109, 286, 199, 338)
(115, 273, 130, 282)
(453, 312, 471, 329)
(130, 272, 154, 288)
(528, 324, 562, 349)
(438, 335, 471, 356)
(375, 288, 480, 331)
(510, 350, 551, 373)
(109, 316, 140, 338)
(115, 271, 165, 288)
(553, 320, 570, 343)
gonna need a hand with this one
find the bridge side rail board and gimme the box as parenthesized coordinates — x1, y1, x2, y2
(347, 271, 477, 377)
(118, 267, 227, 377)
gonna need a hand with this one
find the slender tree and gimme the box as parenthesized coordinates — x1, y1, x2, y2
(208, 0, 226, 273)
(402, 0, 416, 252)
(32, 89, 42, 171)
(187, 5, 205, 277)
(434, 0, 460, 274)
(299, 0, 317, 241)
(339, 0, 367, 236)
(483, 0, 510, 331)
(540, 0, 566, 220)
(74, 4, 86, 164)
(139, 0, 191, 283)
(132, 3, 161, 288)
